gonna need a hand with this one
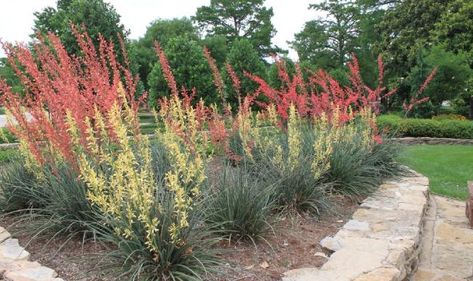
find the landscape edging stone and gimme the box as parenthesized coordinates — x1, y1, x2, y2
(0, 227, 63, 281)
(283, 170, 429, 281)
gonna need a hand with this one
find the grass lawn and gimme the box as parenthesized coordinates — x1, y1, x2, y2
(398, 145, 473, 200)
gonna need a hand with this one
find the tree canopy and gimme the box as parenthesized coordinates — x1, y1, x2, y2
(193, 0, 279, 57)
(2, 0, 472, 117)
(148, 36, 218, 106)
(33, 0, 128, 57)
(433, 0, 473, 66)
(375, 0, 453, 75)
(291, 0, 360, 69)
(132, 18, 199, 88)
(223, 38, 267, 108)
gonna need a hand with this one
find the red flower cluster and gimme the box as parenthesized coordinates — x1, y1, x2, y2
(0, 27, 142, 166)
(245, 55, 397, 124)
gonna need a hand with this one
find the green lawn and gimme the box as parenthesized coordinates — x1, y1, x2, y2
(398, 145, 473, 200)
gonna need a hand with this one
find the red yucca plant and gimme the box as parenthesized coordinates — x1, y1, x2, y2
(203, 47, 225, 106)
(0, 26, 143, 167)
(245, 55, 434, 125)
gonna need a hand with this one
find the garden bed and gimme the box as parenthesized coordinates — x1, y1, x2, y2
(0, 29, 407, 281)
(1, 196, 359, 281)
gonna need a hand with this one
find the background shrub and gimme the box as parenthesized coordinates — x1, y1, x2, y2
(432, 114, 467, 121)
(377, 115, 473, 139)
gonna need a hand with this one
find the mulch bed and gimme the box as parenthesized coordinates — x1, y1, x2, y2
(1, 196, 359, 281)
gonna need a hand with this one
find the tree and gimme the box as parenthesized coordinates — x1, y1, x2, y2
(433, 0, 473, 66)
(375, 0, 454, 76)
(356, 0, 400, 10)
(355, 5, 387, 88)
(0, 58, 23, 95)
(406, 45, 472, 116)
(267, 57, 296, 89)
(147, 36, 217, 107)
(291, 21, 336, 69)
(193, 0, 279, 57)
(291, 0, 360, 68)
(201, 35, 229, 68)
(433, 0, 473, 118)
(33, 0, 128, 58)
(224, 38, 267, 107)
(132, 18, 199, 88)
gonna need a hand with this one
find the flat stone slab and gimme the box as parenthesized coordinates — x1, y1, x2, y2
(0, 239, 30, 261)
(413, 195, 473, 281)
(0, 229, 61, 281)
(284, 172, 429, 281)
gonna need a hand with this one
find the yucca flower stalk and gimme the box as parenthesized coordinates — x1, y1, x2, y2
(0, 26, 142, 171)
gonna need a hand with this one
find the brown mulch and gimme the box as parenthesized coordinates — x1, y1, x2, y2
(0, 215, 113, 281)
(209, 196, 359, 281)
(0, 196, 359, 281)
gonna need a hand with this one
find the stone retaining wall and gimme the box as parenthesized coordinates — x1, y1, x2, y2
(0, 227, 62, 281)
(392, 137, 473, 145)
(283, 171, 429, 281)
(0, 143, 19, 150)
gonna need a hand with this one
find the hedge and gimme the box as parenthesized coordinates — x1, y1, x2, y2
(377, 115, 473, 139)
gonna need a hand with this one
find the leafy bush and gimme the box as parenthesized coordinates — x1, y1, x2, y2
(432, 114, 467, 121)
(405, 45, 472, 115)
(206, 166, 275, 242)
(377, 115, 473, 139)
(148, 36, 218, 107)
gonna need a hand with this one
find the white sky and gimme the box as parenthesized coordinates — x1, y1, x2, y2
(0, 0, 322, 59)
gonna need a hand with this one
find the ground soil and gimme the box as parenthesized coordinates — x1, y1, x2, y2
(1, 196, 359, 281)
(209, 196, 359, 281)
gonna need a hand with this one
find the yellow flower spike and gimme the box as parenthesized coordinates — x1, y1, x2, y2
(273, 144, 284, 169)
(18, 139, 44, 180)
(237, 109, 254, 161)
(287, 104, 302, 171)
(311, 119, 333, 181)
(72, 101, 162, 254)
(267, 104, 279, 127)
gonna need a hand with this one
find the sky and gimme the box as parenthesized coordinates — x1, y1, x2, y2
(0, 0, 322, 59)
